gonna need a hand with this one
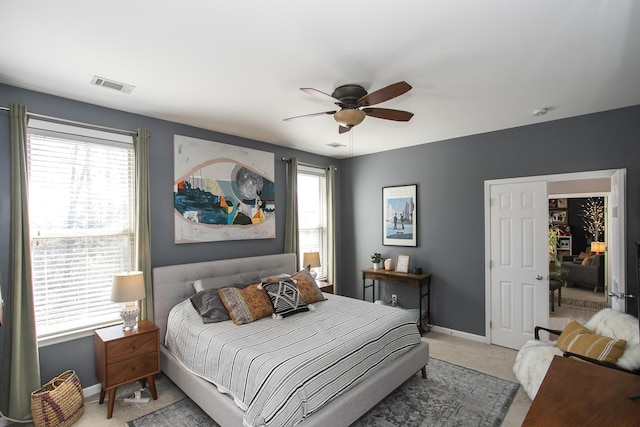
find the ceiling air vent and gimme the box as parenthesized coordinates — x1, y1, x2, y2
(90, 75, 135, 94)
(327, 142, 346, 148)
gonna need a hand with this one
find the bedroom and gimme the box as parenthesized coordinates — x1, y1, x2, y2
(1, 1, 640, 426)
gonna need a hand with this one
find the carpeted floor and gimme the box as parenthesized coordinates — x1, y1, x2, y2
(126, 358, 519, 427)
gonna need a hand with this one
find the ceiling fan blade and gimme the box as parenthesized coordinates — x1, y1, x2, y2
(363, 108, 414, 122)
(357, 81, 412, 107)
(338, 125, 351, 134)
(283, 111, 336, 121)
(301, 88, 343, 104)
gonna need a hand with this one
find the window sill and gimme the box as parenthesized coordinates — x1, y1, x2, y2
(37, 321, 122, 347)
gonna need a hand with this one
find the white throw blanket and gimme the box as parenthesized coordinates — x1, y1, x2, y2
(166, 294, 421, 427)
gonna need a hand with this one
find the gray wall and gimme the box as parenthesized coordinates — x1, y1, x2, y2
(0, 83, 340, 388)
(338, 105, 640, 334)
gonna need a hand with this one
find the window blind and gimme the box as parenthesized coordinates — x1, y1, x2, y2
(297, 166, 327, 279)
(27, 129, 135, 339)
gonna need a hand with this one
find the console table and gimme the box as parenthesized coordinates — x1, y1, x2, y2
(361, 268, 432, 333)
(522, 355, 640, 426)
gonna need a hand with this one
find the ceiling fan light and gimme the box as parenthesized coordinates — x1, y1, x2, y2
(334, 109, 366, 127)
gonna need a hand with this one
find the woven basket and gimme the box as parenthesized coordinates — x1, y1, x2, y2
(30, 370, 84, 427)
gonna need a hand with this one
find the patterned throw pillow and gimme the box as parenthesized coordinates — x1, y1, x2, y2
(556, 320, 627, 364)
(260, 280, 309, 319)
(218, 284, 274, 325)
(292, 270, 326, 304)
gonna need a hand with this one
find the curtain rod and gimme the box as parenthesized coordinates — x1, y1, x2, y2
(0, 105, 138, 136)
(281, 157, 337, 171)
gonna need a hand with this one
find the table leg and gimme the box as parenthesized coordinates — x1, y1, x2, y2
(147, 375, 158, 400)
(107, 388, 117, 419)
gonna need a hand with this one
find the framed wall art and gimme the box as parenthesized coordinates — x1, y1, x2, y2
(173, 135, 275, 243)
(395, 254, 410, 273)
(383, 184, 417, 246)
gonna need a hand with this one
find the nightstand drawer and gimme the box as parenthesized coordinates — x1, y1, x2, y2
(106, 352, 159, 386)
(106, 332, 157, 364)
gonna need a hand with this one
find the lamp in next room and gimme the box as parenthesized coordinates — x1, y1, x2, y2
(303, 252, 321, 279)
(111, 271, 145, 331)
(591, 241, 606, 255)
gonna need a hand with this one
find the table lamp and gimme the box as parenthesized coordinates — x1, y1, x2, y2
(591, 241, 606, 255)
(303, 252, 321, 279)
(111, 271, 145, 330)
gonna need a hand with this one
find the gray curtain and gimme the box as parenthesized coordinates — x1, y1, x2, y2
(134, 128, 153, 321)
(0, 104, 41, 420)
(283, 158, 299, 259)
(325, 166, 337, 291)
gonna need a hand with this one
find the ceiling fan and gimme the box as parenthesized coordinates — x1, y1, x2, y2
(283, 81, 414, 134)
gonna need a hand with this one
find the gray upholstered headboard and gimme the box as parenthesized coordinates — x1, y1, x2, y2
(152, 253, 297, 344)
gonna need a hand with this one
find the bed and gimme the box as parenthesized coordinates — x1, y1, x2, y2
(153, 253, 429, 427)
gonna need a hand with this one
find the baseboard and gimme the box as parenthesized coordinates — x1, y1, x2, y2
(428, 325, 489, 343)
(0, 383, 102, 427)
(83, 382, 102, 399)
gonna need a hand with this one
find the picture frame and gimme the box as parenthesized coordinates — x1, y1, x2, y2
(382, 184, 417, 246)
(549, 209, 567, 225)
(556, 198, 568, 208)
(395, 254, 410, 273)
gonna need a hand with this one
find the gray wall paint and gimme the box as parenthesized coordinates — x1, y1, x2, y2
(338, 105, 640, 335)
(0, 83, 340, 387)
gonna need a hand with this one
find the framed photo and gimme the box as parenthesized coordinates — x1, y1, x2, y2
(395, 254, 410, 273)
(556, 198, 568, 208)
(549, 209, 567, 225)
(383, 184, 417, 246)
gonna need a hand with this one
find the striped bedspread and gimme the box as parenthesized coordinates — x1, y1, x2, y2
(165, 293, 421, 427)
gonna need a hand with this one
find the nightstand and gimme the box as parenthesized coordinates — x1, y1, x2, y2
(317, 281, 334, 294)
(94, 320, 160, 419)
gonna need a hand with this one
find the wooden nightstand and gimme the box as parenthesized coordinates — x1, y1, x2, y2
(94, 320, 160, 419)
(317, 281, 334, 294)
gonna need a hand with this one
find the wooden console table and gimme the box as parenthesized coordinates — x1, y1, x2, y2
(522, 355, 640, 426)
(361, 268, 432, 333)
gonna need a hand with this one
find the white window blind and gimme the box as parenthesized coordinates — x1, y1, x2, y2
(27, 122, 135, 339)
(297, 165, 327, 280)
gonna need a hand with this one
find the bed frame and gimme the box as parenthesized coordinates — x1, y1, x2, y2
(153, 253, 429, 427)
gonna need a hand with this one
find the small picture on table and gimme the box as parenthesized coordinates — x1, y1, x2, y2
(395, 254, 410, 273)
(556, 198, 568, 208)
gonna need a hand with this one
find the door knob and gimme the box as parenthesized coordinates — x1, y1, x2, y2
(608, 292, 636, 299)
(536, 274, 543, 280)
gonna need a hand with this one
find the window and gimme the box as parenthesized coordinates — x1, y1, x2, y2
(297, 165, 327, 280)
(27, 120, 135, 340)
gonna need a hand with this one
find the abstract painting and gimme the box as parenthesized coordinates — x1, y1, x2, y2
(174, 135, 275, 243)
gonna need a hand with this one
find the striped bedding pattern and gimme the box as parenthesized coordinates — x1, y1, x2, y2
(165, 293, 421, 427)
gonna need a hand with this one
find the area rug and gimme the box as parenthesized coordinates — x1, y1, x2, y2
(126, 358, 519, 427)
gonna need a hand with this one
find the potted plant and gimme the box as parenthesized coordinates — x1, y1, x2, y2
(371, 252, 383, 269)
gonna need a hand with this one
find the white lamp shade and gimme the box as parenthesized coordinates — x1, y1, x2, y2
(111, 271, 146, 303)
(591, 242, 606, 254)
(303, 252, 321, 269)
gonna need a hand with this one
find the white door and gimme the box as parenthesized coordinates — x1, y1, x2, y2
(608, 169, 626, 312)
(489, 181, 548, 350)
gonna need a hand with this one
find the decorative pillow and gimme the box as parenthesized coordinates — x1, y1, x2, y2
(260, 280, 310, 319)
(190, 289, 231, 323)
(556, 320, 627, 364)
(581, 256, 593, 266)
(192, 273, 260, 292)
(260, 273, 292, 283)
(218, 284, 274, 325)
(292, 269, 326, 304)
(577, 251, 591, 260)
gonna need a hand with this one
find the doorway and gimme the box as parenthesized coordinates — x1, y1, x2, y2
(548, 195, 609, 329)
(484, 169, 626, 350)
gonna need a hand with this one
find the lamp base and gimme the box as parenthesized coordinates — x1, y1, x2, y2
(120, 302, 139, 331)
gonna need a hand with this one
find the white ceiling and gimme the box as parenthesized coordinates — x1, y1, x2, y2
(1, 1, 639, 158)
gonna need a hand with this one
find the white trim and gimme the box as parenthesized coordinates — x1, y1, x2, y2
(429, 325, 488, 343)
(83, 383, 102, 399)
